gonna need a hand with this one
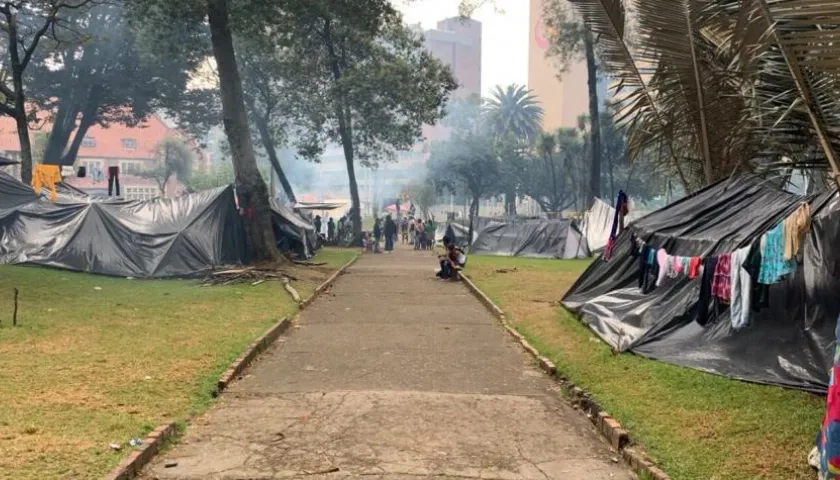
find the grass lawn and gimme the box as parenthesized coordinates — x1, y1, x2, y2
(0, 248, 358, 480)
(467, 255, 824, 480)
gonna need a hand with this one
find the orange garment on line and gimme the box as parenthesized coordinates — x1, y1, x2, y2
(783, 203, 811, 261)
(31, 164, 61, 202)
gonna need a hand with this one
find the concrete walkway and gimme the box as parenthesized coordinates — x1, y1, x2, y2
(143, 245, 634, 480)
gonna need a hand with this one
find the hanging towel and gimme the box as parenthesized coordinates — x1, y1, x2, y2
(712, 253, 732, 302)
(688, 257, 702, 280)
(783, 203, 811, 261)
(671, 256, 684, 276)
(604, 190, 629, 260)
(730, 247, 752, 330)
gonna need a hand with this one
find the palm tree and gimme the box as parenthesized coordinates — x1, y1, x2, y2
(566, 0, 840, 192)
(483, 85, 545, 145)
(483, 84, 544, 214)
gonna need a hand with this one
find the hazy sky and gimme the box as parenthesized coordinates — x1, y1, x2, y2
(395, 0, 529, 96)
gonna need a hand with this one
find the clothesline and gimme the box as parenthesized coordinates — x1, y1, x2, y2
(630, 202, 811, 330)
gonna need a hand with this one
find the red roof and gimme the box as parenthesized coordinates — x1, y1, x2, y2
(0, 111, 176, 161)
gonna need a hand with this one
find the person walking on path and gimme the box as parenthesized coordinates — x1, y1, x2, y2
(327, 218, 336, 243)
(373, 218, 382, 254)
(400, 217, 410, 244)
(424, 218, 436, 250)
(384, 215, 397, 253)
(314, 215, 322, 242)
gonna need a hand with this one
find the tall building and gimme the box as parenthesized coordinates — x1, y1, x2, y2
(419, 17, 482, 148)
(528, 0, 590, 131)
(423, 17, 482, 99)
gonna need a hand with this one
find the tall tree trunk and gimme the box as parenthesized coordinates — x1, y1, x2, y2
(9, 49, 32, 184)
(323, 18, 361, 245)
(338, 113, 362, 245)
(206, 0, 278, 262)
(14, 114, 33, 184)
(254, 115, 296, 203)
(43, 98, 79, 165)
(584, 31, 601, 209)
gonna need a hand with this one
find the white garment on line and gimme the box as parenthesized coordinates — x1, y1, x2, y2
(655, 249, 669, 287)
(730, 246, 752, 330)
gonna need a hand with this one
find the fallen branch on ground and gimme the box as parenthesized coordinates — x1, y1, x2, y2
(282, 277, 301, 303)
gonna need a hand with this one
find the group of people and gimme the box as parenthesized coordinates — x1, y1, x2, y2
(400, 216, 435, 250)
(369, 214, 437, 253)
(313, 214, 352, 245)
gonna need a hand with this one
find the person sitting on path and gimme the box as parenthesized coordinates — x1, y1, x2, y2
(437, 236, 467, 280)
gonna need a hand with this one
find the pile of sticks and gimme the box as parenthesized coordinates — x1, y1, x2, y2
(201, 267, 298, 287)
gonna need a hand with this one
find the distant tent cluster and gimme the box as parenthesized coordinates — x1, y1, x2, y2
(563, 176, 839, 393)
(436, 216, 590, 260)
(0, 171, 317, 278)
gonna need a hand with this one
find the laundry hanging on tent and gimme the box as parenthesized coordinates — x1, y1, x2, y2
(784, 202, 811, 261)
(758, 223, 795, 284)
(31, 164, 61, 202)
(711, 253, 732, 303)
(730, 246, 753, 330)
(604, 190, 629, 261)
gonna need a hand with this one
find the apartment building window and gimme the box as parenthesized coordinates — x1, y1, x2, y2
(82, 136, 96, 148)
(121, 138, 137, 150)
(120, 161, 143, 175)
(124, 186, 159, 201)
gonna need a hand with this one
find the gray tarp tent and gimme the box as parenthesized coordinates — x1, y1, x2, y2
(0, 171, 317, 277)
(470, 218, 590, 259)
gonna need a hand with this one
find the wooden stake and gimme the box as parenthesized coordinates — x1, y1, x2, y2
(12, 288, 18, 327)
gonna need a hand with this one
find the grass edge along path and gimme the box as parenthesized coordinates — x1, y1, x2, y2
(466, 255, 824, 480)
(0, 248, 359, 480)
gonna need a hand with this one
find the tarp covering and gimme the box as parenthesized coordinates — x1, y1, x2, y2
(271, 199, 317, 259)
(0, 171, 319, 277)
(562, 175, 839, 393)
(0, 171, 246, 277)
(294, 201, 346, 211)
(470, 218, 590, 259)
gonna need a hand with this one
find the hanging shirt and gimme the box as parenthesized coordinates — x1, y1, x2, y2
(783, 203, 811, 261)
(711, 253, 732, 302)
(758, 224, 794, 285)
(743, 237, 770, 312)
